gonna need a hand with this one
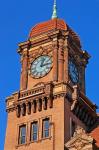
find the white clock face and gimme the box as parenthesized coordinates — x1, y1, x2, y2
(31, 55, 52, 78)
(69, 60, 79, 83)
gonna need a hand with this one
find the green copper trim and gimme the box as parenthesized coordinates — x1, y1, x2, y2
(52, 0, 58, 19)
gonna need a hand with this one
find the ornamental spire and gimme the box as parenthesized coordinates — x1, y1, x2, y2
(52, 0, 58, 19)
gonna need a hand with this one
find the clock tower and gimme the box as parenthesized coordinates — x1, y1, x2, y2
(5, 1, 99, 150)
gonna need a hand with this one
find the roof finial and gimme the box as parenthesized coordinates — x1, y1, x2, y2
(52, 0, 58, 19)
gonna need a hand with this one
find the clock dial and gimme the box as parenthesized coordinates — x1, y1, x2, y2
(69, 60, 79, 83)
(31, 55, 52, 78)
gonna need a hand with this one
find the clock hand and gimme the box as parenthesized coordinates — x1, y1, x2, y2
(41, 63, 51, 67)
(40, 58, 45, 67)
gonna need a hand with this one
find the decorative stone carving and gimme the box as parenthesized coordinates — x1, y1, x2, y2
(65, 126, 94, 150)
(34, 82, 45, 87)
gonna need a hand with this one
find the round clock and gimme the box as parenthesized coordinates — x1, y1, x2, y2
(31, 55, 52, 78)
(69, 60, 79, 83)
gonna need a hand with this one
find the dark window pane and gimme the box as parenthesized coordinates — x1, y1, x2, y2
(21, 126, 26, 136)
(33, 123, 38, 133)
(21, 136, 25, 144)
(44, 119, 50, 130)
(33, 133, 37, 141)
(44, 130, 49, 138)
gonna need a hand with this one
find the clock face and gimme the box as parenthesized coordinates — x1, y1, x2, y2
(69, 60, 79, 83)
(31, 55, 52, 78)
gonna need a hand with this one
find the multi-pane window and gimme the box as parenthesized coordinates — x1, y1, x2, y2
(19, 125, 26, 144)
(18, 118, 50, 145)
(42, 118, 50, 138)
(31, 122, 38, 141)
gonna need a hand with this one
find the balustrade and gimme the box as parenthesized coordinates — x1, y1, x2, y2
(19, 87, 45, 99)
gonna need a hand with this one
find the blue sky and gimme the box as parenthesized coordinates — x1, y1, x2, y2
(0, 0, 99, 149)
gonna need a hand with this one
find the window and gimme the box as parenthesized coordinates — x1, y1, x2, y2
(42, 118, 50, 138)
(19, 125, 26, 144)
(31, 122, 38, 141)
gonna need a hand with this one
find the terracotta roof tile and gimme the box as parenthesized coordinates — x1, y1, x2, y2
(29, 18, 81, 47)
(90, 126, 99, 147)
(29, 18, 67, 37)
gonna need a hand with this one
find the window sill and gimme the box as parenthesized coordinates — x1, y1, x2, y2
(15, 136, 52, 148)
(15, 143, 30, 149)
(41, 136, 52, 141)
(29, 136, 52, 144)
(29, 140, 39, 144)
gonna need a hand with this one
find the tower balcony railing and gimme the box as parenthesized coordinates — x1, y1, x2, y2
(19, 86, 45, 100)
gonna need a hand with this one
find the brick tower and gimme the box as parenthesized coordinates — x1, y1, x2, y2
(5, 1, 99, 150)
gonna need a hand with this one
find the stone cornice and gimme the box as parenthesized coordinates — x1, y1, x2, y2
(18, 29, 69, 54)
(6, 82, 72, 113)
(6, 82, 97, 128)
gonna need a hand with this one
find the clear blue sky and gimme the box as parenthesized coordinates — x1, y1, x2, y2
(0, 0, 99, 149)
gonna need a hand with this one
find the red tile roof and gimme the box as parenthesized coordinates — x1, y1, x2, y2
(90, 126, 99, 147)
(29, 18, 68, 37)
(29, 18, 81, 46)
